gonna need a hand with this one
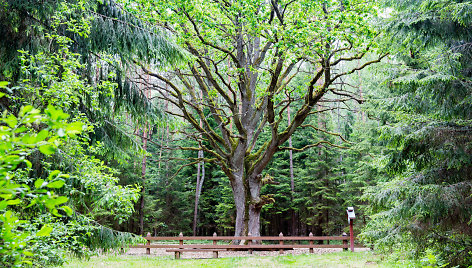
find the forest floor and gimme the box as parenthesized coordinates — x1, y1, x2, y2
(61, 249, 418, 267)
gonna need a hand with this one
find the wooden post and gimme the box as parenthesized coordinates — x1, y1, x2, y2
(179, 232, 184, 247)
(279, 232, 284, 254)
(349, 220, 354, 252)
(346, 207, 356, 252)
(309, 232, 314, 254)
(342, 232, 348, 251)
(213, 232, 218, 258)
(175, 232, 183, 259)
(248, 232, 253, 254)
(146, 232, 151, 255)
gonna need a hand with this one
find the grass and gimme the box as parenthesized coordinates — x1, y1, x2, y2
(60, 251, 419, 268)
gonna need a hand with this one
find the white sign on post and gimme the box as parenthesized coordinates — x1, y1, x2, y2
(347, 207, 355, 223)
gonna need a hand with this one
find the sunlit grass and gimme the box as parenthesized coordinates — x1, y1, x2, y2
(60, 251, 418, 267)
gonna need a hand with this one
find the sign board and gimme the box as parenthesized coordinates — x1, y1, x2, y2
(347, 207, 355, 223)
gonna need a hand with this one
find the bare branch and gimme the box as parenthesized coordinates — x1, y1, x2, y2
(280, 140, 349, 151)
(182, 9, 241, 68)
(330, 54, 388, 83)
(300, 124, 352, 144)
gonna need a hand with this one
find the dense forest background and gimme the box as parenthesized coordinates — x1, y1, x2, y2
(1, 0, 471, 267)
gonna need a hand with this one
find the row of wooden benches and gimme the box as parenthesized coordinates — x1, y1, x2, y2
(129, 233, 362, 259)
(159, 245, 359, 259)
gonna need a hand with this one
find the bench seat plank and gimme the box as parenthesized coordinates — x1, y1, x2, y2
(165, 249, 227, 252)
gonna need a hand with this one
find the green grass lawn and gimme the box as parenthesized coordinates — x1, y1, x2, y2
(61, 251, 419, 268)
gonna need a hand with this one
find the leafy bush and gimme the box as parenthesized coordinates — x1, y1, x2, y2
(0, 82, 82, 267)
(0, 81, 143, 267)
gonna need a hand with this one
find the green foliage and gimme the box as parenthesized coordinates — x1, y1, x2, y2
(0, 88, 79, 266)
(361, 0, 472, 266)
(90, 0, 186, 66)
(61, 153, 141, 223)
(0, 3, 152, 258)
(2, 0, 185, 162)
(13, 28, 142, 223)
(20, 213, 144, 266)
(139, 132, 196, 235)
(1, 72, 142, 266)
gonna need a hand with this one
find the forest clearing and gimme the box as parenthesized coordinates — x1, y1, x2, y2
(62, 251, 403, 268)
(1, 0, 471, 267)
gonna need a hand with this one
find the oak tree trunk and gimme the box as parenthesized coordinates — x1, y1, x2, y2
(248, 175, 262, 237)
(230, 172, 246, 238)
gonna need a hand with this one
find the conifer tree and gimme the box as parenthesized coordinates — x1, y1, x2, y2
(362, 0, 472, 265)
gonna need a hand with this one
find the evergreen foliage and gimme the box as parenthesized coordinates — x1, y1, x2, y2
(361, 0, 472, 265)
(1, 0, 185, 161)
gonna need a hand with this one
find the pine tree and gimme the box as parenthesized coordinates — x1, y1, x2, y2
(362, 0, 472, 265)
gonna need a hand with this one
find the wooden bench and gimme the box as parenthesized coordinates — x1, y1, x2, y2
(165, 249, 227, 259)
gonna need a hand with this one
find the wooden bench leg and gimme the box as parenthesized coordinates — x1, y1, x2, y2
(213, 251, 218, 258)
(343, 233, 348, 251)
(175, 251, 181, 259)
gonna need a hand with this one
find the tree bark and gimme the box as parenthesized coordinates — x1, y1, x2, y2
(139, 125, 148, 236)
(157, 85, 169, 176)
(248, 175, 262, 237)
(230, 171, 246, 238)
(287, 104, 298, 236)
(193, 149, 205, 236)
(193, 153, 201, 236)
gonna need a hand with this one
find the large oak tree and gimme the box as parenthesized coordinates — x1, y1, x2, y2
(123, 0, 385, 237)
